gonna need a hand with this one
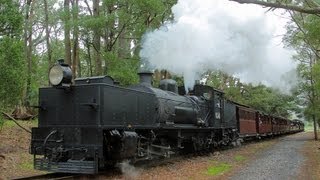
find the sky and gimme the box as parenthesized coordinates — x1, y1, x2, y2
(139, 0, 296, 92)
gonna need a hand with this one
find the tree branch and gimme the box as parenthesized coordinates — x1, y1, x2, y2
(230, 0, 320, 14)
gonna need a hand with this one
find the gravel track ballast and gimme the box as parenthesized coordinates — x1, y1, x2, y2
(230, 133, 306, 180)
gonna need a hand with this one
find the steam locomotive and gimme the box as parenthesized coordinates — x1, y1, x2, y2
(30, 60, 304, 174)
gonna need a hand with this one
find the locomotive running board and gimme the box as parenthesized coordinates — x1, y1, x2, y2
(34, 158, 97, 174)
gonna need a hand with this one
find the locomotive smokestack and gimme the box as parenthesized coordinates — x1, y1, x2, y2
(138, 71, 153, 87)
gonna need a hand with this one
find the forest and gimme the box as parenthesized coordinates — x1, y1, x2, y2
(0, 0, 319, 138)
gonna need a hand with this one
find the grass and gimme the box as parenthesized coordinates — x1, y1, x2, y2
(3, 119, 16, 128)
(0, 119, 38, 134)
(2, 119, 38, 128)
(19, 161, 34, 170)
(234, 155, 246, 162)
(206, 163, 232, 176)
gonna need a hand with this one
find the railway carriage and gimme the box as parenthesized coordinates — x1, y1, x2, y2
(236, 106, 258, 138)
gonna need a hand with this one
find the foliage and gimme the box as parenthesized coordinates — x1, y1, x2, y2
(0, 0, 24, 110)
(104, 52, 140, 86)
(0, 37, 25, 109)
(0, 0, 23, 37)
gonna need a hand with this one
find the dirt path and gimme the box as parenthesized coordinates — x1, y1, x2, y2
(230, 132, 310, 180)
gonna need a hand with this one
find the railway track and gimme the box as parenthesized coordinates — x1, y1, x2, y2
(13, 173, 95, 180)
(12, 157, 186, 180)
(13, 135, 283, 180)
(11, 148, 252, 179)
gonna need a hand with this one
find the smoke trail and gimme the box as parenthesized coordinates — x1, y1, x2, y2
(140, 0, 296, 92)
(117, 160, 140, 179)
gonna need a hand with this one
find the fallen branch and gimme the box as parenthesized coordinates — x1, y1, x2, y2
(1, 112, 32, 134)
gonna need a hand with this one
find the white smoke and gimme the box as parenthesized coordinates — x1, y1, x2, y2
(117, 160, 140, 179)
(139, 0, 297, 92)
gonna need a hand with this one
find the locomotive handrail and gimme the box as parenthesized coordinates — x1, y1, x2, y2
(80, 103, 99, 111)
(43, 130, 57, 148)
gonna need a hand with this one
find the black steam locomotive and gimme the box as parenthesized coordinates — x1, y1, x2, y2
(30, 60, 303, 174)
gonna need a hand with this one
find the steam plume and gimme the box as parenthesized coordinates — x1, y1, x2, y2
(140, 0, 296, 92)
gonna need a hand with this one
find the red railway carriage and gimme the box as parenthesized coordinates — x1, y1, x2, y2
(236, 106, 258, 137)
(257, 112, 272, 136)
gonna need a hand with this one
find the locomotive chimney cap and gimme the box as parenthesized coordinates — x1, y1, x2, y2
(138, 70, 153, 87)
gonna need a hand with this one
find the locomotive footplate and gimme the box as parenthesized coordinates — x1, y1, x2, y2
(34, 156, 97, 174)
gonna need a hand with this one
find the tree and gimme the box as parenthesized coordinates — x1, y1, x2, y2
(283, 12, 320, 140)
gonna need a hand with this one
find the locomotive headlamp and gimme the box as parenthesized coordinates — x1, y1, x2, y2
(49, 59, 72, 86)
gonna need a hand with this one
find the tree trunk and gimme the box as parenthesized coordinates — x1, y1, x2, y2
(313, 114, 318, 140)
(72, 0, 79, 78)
(64, 0, 71, 65)
(85, 38, 92, 77)
(93, 0, 102, 75)
(23, 0, 34, 106)
(309, 56, 318, 140)
(44, 0, 52, 80)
